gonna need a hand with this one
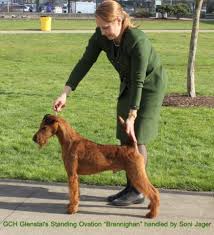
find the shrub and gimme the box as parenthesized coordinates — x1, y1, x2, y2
(132, 8, 151, 18)
(172, 3, 191, 19)
(156, 5, 174, 18)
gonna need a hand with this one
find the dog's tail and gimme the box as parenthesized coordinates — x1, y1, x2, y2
(118, 116, 138, 150)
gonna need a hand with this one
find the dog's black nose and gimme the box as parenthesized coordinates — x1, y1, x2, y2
(32, 134, 37, 143)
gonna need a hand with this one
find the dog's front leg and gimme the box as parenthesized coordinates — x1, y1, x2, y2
(67, 174, 79, 214)
(66, 158, 79, 214)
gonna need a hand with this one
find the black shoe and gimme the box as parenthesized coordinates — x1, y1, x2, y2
(107, 186, 130, 202)
(111, 188, 145, 206)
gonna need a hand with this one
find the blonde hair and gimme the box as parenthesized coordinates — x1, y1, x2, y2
(95, 0, 135, 31)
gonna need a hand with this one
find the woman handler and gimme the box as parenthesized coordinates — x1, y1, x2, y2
(53, 0, 167, 206)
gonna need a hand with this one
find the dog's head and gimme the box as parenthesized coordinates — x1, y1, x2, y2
(33, 114, 59, 147)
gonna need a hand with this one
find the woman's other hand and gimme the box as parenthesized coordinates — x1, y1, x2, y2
(125, 116, 137, 144)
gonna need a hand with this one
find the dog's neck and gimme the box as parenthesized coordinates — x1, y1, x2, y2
(55, 119, 80, 150)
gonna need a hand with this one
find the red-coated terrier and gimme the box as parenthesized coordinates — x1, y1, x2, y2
(33, 114, 160, 218)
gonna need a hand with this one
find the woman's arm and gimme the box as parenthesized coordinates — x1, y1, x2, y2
(53, 29, 102, 112)
(125, 36, 151, 141)
(65, 28, 102, 90)
(129, 37, 151, 110)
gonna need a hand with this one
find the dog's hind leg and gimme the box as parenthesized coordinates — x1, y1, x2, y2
(126, 161, 160, 218)
(143, 183, 160, 219)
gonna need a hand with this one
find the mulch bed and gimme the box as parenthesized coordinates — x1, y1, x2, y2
(163, 93, 214, 108)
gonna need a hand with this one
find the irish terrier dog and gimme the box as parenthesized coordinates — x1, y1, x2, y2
(33, 114, 160, 218)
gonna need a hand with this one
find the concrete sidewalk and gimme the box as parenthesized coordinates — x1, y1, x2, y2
(0, 179, 213, 235)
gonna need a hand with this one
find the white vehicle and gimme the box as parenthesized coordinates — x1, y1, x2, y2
(63, 1, 96, 14)
(62, 4, 68, 13)
(23, 5, 30, 12)
(53, 6, 63, 13)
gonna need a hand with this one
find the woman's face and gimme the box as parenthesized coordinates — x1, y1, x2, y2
(96, 16, 122, 41)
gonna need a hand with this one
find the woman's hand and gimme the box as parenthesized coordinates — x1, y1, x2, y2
(53, 93, 66, 112)
(125, 117, 137, 144)
(53, 86, 71, 112)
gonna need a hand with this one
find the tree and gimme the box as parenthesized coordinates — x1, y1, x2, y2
(36, 0, 40, 12)
(172, 3, 191, 19)
(156, 5, 173, 19)
(68, 0, 71, 13)
(187, 0, 204, 97)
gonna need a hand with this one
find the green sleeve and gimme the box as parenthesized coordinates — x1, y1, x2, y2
(65, 30, 102, 90)
(129, 38, 151, 109)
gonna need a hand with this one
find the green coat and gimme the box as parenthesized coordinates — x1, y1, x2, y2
(66, 27, 167, 144)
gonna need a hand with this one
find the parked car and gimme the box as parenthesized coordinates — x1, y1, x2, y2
(23, 5, 30, 12)
(124, 6, 135, 14)
(53, 6, 63, 14)
(62, 5, 68, 13)
(62, 2, 96, 14)
(38, 5, 46, 13)
(0, 4, 29, 12)
(25, 4, 36, 12)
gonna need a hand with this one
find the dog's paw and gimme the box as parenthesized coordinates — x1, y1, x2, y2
(67, 203, 71, 209)
(145, 211, 157, 219)
(145, 212, 153, 219)
(67, 205, 79, 214)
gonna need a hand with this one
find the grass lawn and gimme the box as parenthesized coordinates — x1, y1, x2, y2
(0, 32, 213, 191)
(0, 18, 214, 30)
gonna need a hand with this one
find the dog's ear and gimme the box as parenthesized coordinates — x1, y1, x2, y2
(43, 114, 56, 125)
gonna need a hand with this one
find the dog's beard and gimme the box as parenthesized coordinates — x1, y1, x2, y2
(36, 138, 48, 149)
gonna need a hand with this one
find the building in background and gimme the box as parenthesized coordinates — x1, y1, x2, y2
(0, 0, 213, 15)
